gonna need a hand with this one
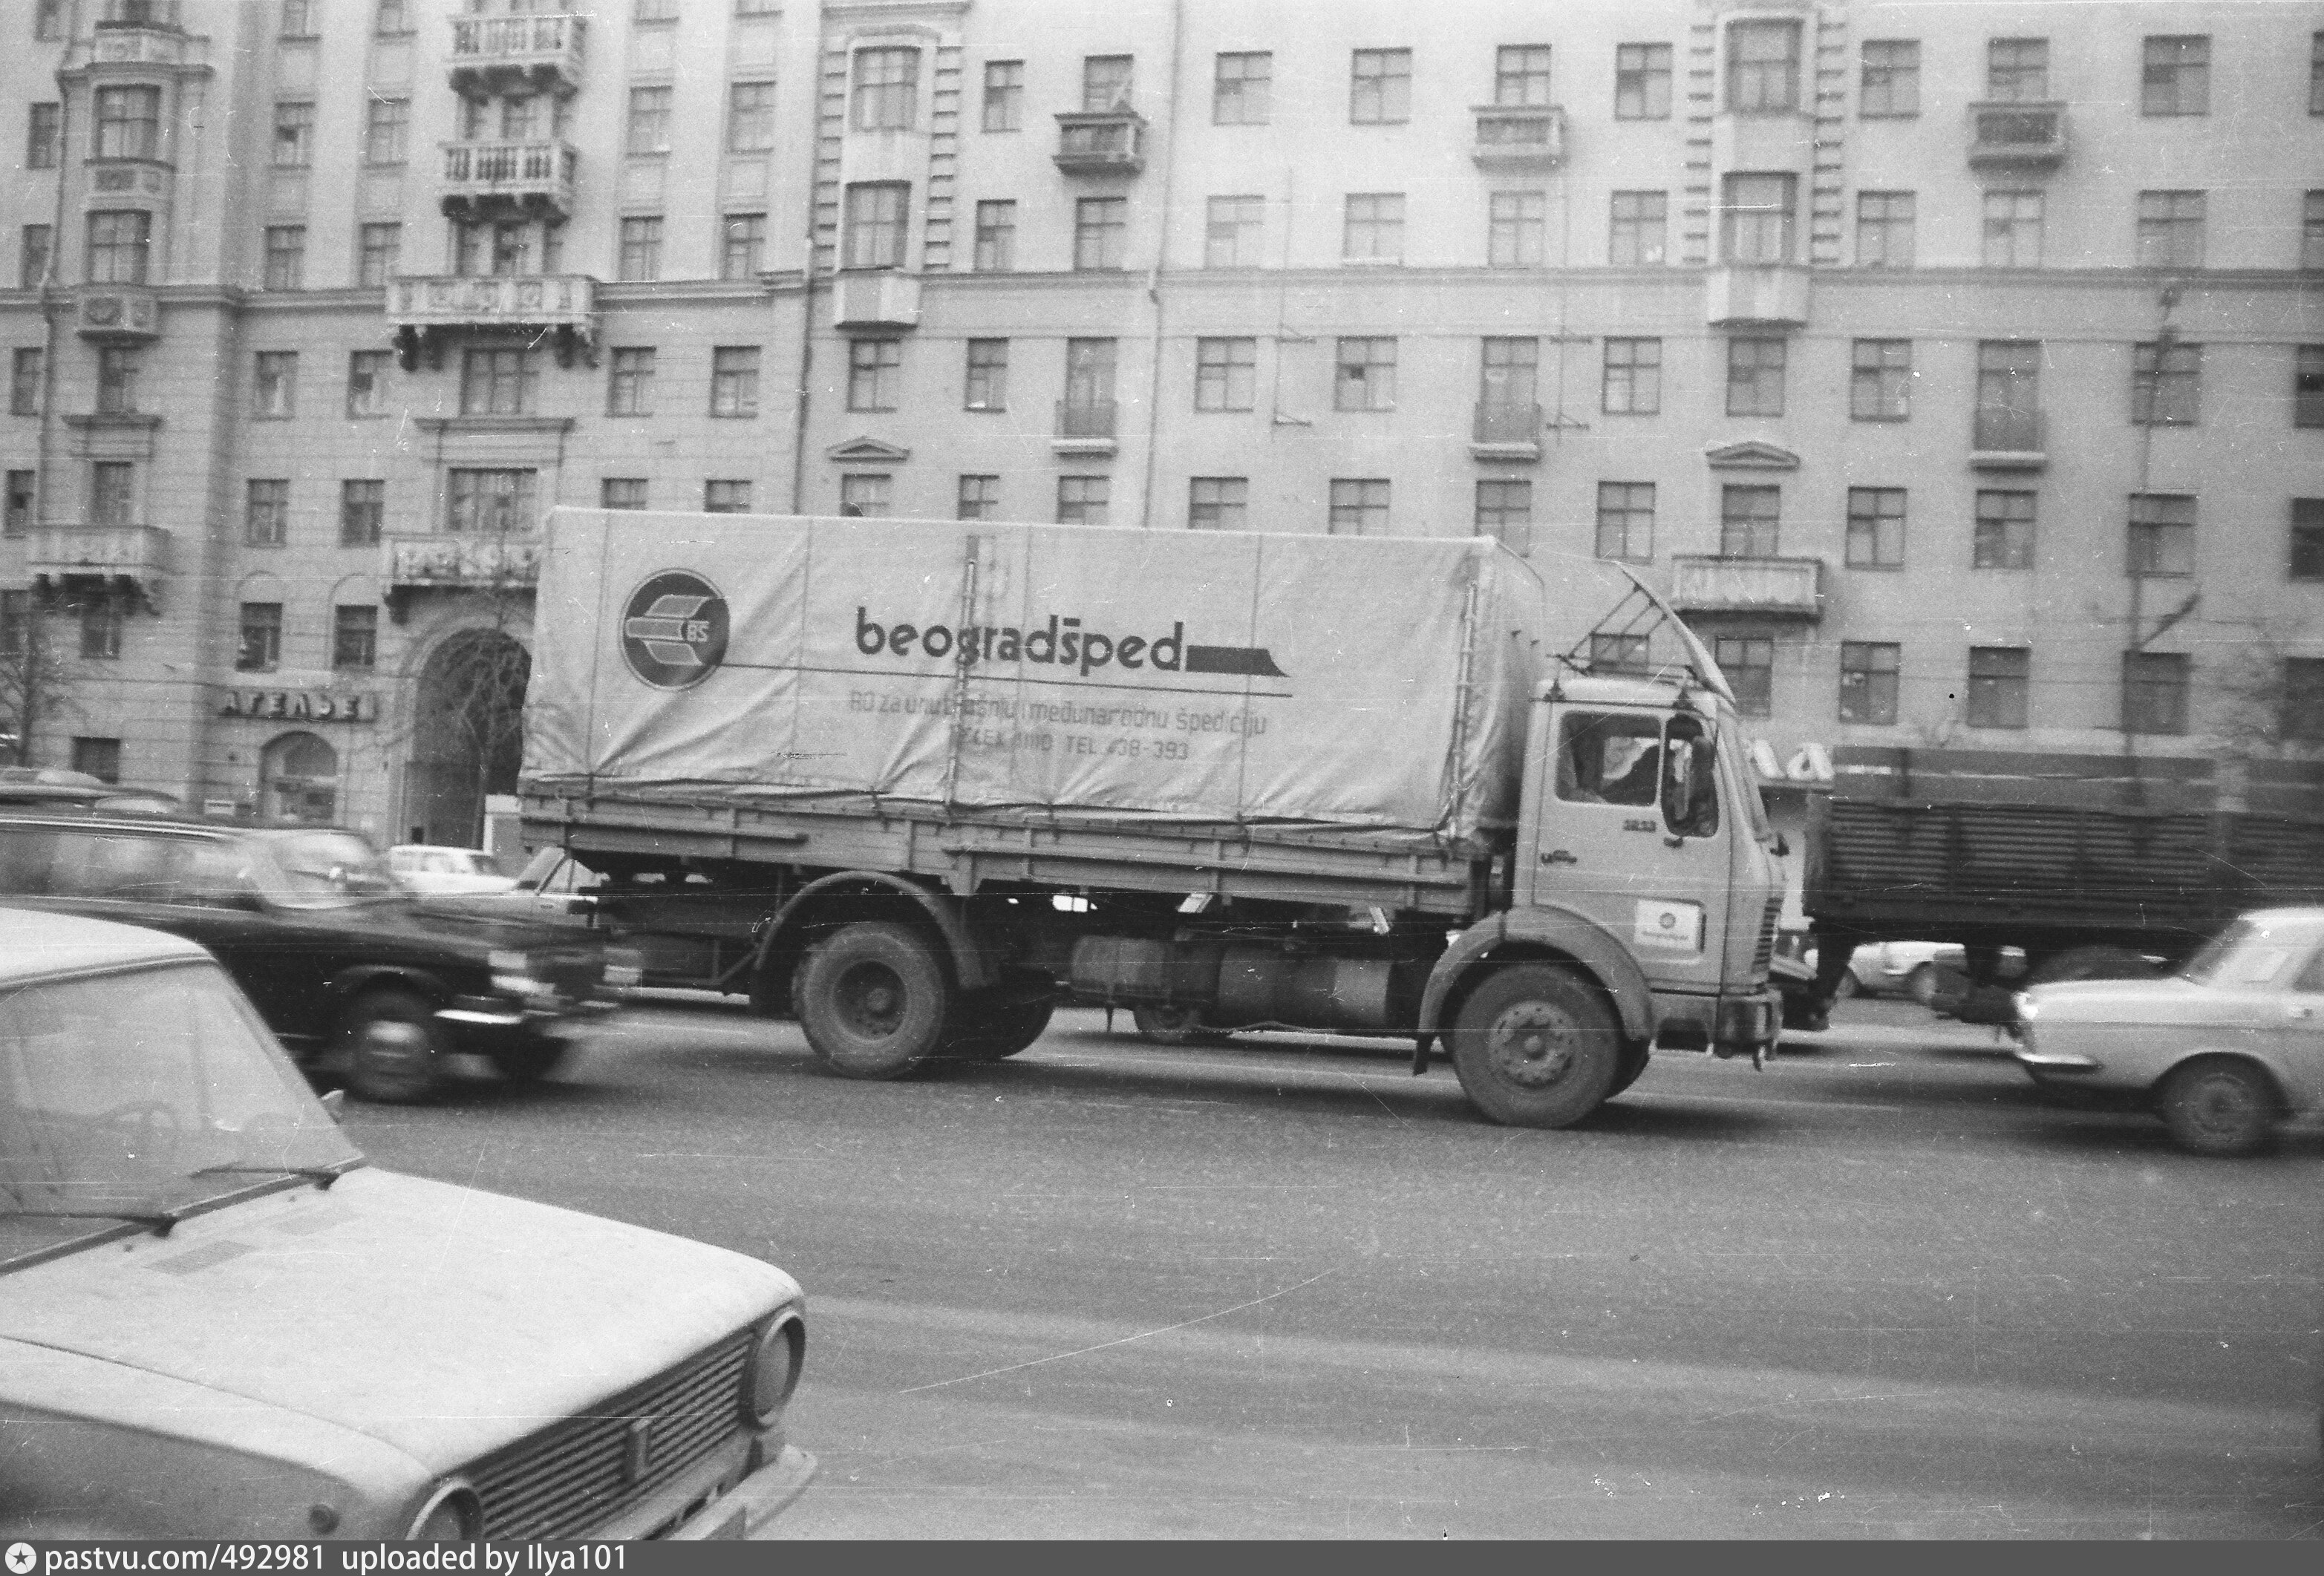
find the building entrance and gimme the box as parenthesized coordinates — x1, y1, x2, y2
(402, 627, 529, 848)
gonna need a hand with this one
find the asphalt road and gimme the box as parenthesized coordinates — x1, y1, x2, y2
(345, 996, 2324, 1540)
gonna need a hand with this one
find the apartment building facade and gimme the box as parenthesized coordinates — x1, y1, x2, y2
(2, 0, 2320, 847)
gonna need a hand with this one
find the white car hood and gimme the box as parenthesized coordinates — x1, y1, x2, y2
(0, 1168, 796, 1471)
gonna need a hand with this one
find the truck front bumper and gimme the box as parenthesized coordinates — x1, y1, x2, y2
(1710, 989, 1782, 1062)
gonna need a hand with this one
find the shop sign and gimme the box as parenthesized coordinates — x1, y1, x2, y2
(1749, 739, 1833, 785)
(216, 689, 379, 723)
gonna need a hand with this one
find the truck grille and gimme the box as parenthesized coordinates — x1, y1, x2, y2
(1751, 897, 1780, 975)
(467, 1330, 752, 1542)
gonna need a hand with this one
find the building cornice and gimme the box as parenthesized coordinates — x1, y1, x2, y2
(413, 417, 576, 436)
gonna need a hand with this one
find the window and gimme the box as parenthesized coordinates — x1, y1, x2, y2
(1602, 338, 1661, 415)
(90, 462, 133, 528)
(972, 200, 1015, 272)
(962, 339, 1007, 411)
(272, 102, 313, 168)
(842, 183, 909, 270)
(82, 604, 124, 664)
(1727, 19, 1801, 112)
(2132, 341, 2201, 425)
(1215, 52, 1271, 124)
(1189, 477, 1248, 532)
(957, 475, 999, 521)
(1488, 192, 1546, 267)
(1195, 337, 1256, 411)
(2314, 32, 2324, 117)
(86, 211, 151, 285)
(727, 82, 776, 154)
(1839, 644, 1900, 725)
(262, 226, 306, 290)
(237, 604, 282, 673)
(1074, 197, 1126, 270)
(1064, 338, 1115, 415)
(618, 217, 663, 282)
(251, 351, 297, 417)
(839, 474, 890, 517)
(356, 221, 401, 287)
(1350, 49, 1411, 124)
(1334, 338, 1397, 411)
(1481, 337, 1538, 411)
(94, 86, 162, 160)
(1974, 490, 2036, 569)
(634, 0, 676, 20)
(280, 0, 316, 35)
(1083, 56, 1133, 112)
(2284, 657, 2324, 743)
(982, 61, 1022, 131)
(1855, 192, 1915, 267)
(2118, 652, 2189, 736)
(1716, 638, 1775, 717)
(448, 468, 538, 533)
(1975, 341, 2042, 451)
(4, 471, 32, 539)
(1982, 190, 2043, 267)
(601, 478, 648, 510)
(8, 349, 39, 416)
(1205, 196, 1264, 267)
(19, 225, 51, 290)
(1328, 479, 1389, 536)
(2304, 192, 2324, 271)
(361, 96, 408, 166)
(1614, 42, 1672, 120)
(1342, 194, 1405, 262)
(1596, 483, 1654, 561)
(458, 347, 532, 416)
(1846, 487, 1906, 568)
(1608, 191, 1667, 266)
(627, 88, 672, 155)
(2128, 494, 2195, 578)
(607, 347, 655, 416)
(720, 212, 766, 279)
(2298, 346, 2324, 428)
(96, 347, 140, 414)
(1720, 484, 1780, 558)
(1590, 635, 1651, 677)
(1966, 648, 2028, 729)
(851, 46, 920, 132)
(1859, 41, 1919, 116)
(1495, 45, 1553, 106)
(339, 353, 388, 423)
(1057, 475, 1110, 526)
(332, 606, 377, 673)
(376, 0, 409, 34)
(1988, 38, 2049, 100)
(1850, 339, 1910, 421)
(26, 103, 59, 169)
(2136, 191, 2205, 269)
(848, 339, 901, 412)
(67, 738, 121, 783)
(1475, 480, 1532, 555)
(1726, 338, 1786, 417)
(339, 479, 382, 547)
(711, 346, 760, 417)
(704, 480, 752, 514)
(245, 479, 289, 546)
(2142, 36, 2208, 116)
(1721, 174, 1795, 264)
(487, 216, 541, 278)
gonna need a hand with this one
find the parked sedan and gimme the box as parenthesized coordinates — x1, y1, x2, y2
(388, 844, 518, 895)
(2014, 907, 2324, 1156)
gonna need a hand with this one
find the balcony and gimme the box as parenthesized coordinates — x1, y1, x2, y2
(833, 270, 921, 331)
(448, 12, 587, 99)
(387, 273, 598, 370)
(1967, 102, 2066, 170)
(1670, 555, 1824, 621)
(1970, 408, 2047, 470)
(1470, 105, 1566, 170)
(1053, 111, 1146, 176)
(74, 284, 160, 342)
(382, 534, 541, 621)
(1470, 402, 1542, 462)
(1053, 400, 1118, 457)
(439, 140, 577, 222)
(94, 0, 180, 29)
(1706, 264, 1810, 328)
(27, 524, 171, 610)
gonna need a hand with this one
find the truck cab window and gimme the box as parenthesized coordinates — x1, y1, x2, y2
(1662, 715, 1720, 837)
(1557, 712, 1663, 806)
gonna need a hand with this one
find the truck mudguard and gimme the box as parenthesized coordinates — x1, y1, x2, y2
(755, 872, 995, 993)
(1418, 908, 1656, 1043)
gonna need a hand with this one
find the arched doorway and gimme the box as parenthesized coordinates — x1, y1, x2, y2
(403, 627, 529, 848)
(263, 732, 340, 824)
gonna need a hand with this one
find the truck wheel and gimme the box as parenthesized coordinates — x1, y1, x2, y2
(944, 996, 1054, 1061)
(337, 989, 445, 1104)
(2026, 946, 2156, 987)
(1607, 1039, 1651, 1099)
(1449, 964, 1620, 1128)
(1131, 1004, 1231, 1045)
(2158, 1059, 2278, 1157)
(793, 921, 950, 1079)
(490, 1039, 569, 1086)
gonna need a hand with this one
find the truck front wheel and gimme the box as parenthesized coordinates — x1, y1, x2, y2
(944, 995, 1054, 1061)
(794, 921, 951, 1079)
(1449, 964, 1620, 1128)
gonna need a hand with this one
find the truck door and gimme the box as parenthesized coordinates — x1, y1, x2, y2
(1524, 704, 1732, 995)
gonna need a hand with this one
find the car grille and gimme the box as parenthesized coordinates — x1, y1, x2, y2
(468, 1330, 751, 1542)
(1751, 897, 1780, 975)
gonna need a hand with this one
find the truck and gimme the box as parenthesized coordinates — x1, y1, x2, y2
(517, 509, 1785, 1129)
(1803, 745, 2324, 1021)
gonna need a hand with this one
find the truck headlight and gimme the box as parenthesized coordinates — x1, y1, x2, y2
(406, 1481, 478, 1540)
(743, 1310, 806, 1429)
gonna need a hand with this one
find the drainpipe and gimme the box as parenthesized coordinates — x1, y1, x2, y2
(1135, 0, 1186, 529)
(786, 24, 827, 514)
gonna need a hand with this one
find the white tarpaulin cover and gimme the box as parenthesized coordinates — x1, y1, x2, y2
(523, 511, 1553, 844)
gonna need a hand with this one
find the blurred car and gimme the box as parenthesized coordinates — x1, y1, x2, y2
(0, 809, 630, 1102)
(0, 907, 813, 1540)
(0, 767, 180, 815)
(2014, 906, 2324, 1156)
(1837, 940, 2026, 1002)
(388, 844, 518, 895)
(424, 845, 601, 923)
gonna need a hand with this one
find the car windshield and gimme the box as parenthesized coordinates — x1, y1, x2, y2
(2178, 916, 2307, 988)
(1, 961, 362, 1266)
(464, 852, 504, 878)
(253, 831, 402, 909)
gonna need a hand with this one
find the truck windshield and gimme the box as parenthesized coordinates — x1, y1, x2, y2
(1, 962, 362, 1266)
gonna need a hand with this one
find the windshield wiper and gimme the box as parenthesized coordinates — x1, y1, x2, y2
(190, 1157, 366, 1190)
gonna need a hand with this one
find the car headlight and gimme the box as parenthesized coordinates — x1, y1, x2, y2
(742, 1309, 806, 1429)
(604, 945, 645, 990)
(2013, 993, 2037, 1024)
(406, 1480, 478, 1540)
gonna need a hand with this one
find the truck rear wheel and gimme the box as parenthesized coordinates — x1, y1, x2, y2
(793, 921, 951, 1079)
(944, 995, 1054, 1061)
(1449, 964, 1620, 1128)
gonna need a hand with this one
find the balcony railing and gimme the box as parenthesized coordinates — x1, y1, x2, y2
(1471, 105, 1566, 169)
(1967, 102, 2066, 169)
(439, 140, 577, 220)
(387, 273, 598, 370)
(95, 0, 180, 28)
(27, 524, 172, 609)
(1670, 555, 1824, 620)
(1470, 401, 1543, 460)
(448, 12, 587, 97)
(1971, 408, 2047, 468)
(74, 284, 160, 341)
(1053, 399, 1119, 454)
(1054, 111, 1147, 175)
(382, 534, 541, 605)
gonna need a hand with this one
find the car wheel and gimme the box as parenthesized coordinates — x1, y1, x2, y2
(489, 1039, 569, 1085)
(1131, 1004, 1233, 1045)
(2158, 1059, 2278, 1157)
(338, 988, 445, 1104)
(1448, 964, 1619, 1128)
(792, 921, 950, 1079)
(944, 995, 1054, 1061)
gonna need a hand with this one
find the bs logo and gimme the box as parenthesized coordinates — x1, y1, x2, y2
(621, 571, 730, 690)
